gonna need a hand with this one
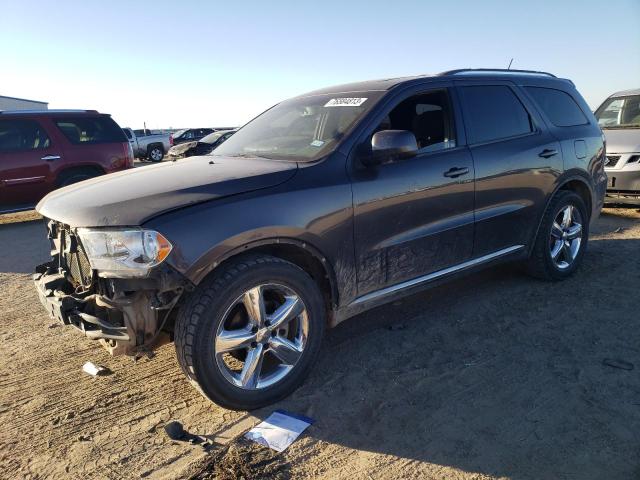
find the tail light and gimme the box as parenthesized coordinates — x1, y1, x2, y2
(169, 134, 174, 146)
(122, 142, 134, 168)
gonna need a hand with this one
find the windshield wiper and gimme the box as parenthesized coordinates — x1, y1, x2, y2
(602, 124, 640, 129)
(213, 153, 259, 158)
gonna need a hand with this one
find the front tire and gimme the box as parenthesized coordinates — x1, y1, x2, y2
(526, 190, 589, 281)
(175, 255, 325, 410)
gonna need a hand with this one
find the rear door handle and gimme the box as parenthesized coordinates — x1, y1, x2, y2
(41, 155, 61, 161)
(538, 149, 558, 159)
(444, 167, 469, 178)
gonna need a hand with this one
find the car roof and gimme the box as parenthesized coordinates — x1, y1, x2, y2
(610, 88, 640, 98)
(298, 69, 573, 97)
(0, 109, 104, 116)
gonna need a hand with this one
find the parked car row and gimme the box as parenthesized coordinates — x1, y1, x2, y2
(0, 113, 238, 210)
(122, 127, 237, 162)
(167, 129, 237, 159)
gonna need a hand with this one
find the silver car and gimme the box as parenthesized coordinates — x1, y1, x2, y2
(595, 88, 640, 205)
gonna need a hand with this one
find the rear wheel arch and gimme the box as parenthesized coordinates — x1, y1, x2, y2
(558, 178, 593, 219)
(55, 165, 105, 187)
(529, 173, 594, 254)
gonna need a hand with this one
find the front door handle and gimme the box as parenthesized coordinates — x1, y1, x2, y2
(41, 155, 61, 161)
(538, 149, 558, 159)
(444, 167, 469, 178)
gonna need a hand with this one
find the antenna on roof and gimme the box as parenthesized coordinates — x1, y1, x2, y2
(507, 58, 514, 70)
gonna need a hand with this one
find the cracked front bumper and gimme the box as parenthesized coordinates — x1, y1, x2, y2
(34, 260, 186, 356)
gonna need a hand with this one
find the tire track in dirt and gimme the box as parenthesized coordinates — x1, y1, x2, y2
(0, 272, 249, 479)
(2, 208, 640, 479)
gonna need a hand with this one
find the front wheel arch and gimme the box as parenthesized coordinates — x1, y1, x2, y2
(191, 238, 339, 323)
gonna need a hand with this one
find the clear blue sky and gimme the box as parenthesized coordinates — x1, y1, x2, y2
(2, 0, 638, 129)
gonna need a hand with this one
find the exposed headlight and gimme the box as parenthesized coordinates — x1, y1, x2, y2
(77, 228, 172, 278)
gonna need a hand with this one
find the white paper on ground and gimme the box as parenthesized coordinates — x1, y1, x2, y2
(82, 361, 106, 376)
(244, 410, 314, 452)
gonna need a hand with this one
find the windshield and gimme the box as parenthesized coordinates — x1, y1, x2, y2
(213, 92, 384, 161)
(595, 95, 640, 128)
(201, 131, 224, 143)
(172, 129, 188, 138)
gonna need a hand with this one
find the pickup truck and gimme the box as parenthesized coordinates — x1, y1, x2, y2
(122, 128, 172, 162)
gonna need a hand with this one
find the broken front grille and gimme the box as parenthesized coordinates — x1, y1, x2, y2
(47, 221, 93, 289)
(63, 228, 93, 288)
(605, 155, 620, 167)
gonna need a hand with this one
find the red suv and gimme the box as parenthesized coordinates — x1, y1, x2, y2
(0, 110, 133, 213)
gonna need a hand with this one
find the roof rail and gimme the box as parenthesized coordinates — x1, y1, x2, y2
(0, 109, 99, 115)
(440, 68, 557, 78)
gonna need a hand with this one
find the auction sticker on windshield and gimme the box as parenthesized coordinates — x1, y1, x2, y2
(324, 98, 367, 107)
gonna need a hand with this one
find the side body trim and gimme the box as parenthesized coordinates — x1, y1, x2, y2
(350, 245, 525, 307)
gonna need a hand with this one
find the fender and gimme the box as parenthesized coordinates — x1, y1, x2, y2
(528, 169, 594, 256)
(184, 231, 341, 308)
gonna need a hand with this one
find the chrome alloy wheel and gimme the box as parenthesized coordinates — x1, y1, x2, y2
(549, 205, 583, 270)
(214, 283, 309, 390)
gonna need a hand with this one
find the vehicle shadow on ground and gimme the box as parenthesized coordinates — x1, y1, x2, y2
(244, 235, 640, 479)
(0, 219, 50, 274)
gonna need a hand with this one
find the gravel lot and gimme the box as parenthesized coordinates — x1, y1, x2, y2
(0, 208, 639, 480)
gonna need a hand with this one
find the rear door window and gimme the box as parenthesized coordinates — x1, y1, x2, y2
(55, 116, 127, 145)
(525, 87, 588, 127)
(0, 119, 51, 152)
(459, 85, 533, 144)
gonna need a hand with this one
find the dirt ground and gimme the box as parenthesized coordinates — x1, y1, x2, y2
(0, 208, 639, 480)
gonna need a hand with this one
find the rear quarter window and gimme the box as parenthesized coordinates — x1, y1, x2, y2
(55, 116, 127, 145)
(459, 85, 533, 144)
(525, 87, 588, 127)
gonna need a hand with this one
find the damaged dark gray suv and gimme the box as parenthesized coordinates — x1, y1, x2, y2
(34, 69, 607, 410)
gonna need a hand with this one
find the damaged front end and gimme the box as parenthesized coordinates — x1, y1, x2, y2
(34, 220, 190, 357)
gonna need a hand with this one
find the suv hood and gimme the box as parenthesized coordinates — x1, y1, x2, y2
(37, 156, 297, 227)
(603, 128, 640, 153)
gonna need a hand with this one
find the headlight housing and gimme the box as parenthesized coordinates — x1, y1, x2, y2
(77, 228, 172, 278)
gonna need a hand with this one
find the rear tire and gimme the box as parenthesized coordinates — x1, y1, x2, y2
(148, 145, 164, 162)
(526, 190, 589, 281)
(174, 254, 325, 410)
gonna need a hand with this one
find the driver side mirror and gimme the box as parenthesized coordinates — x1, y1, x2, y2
(362, 130, 418, 166)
